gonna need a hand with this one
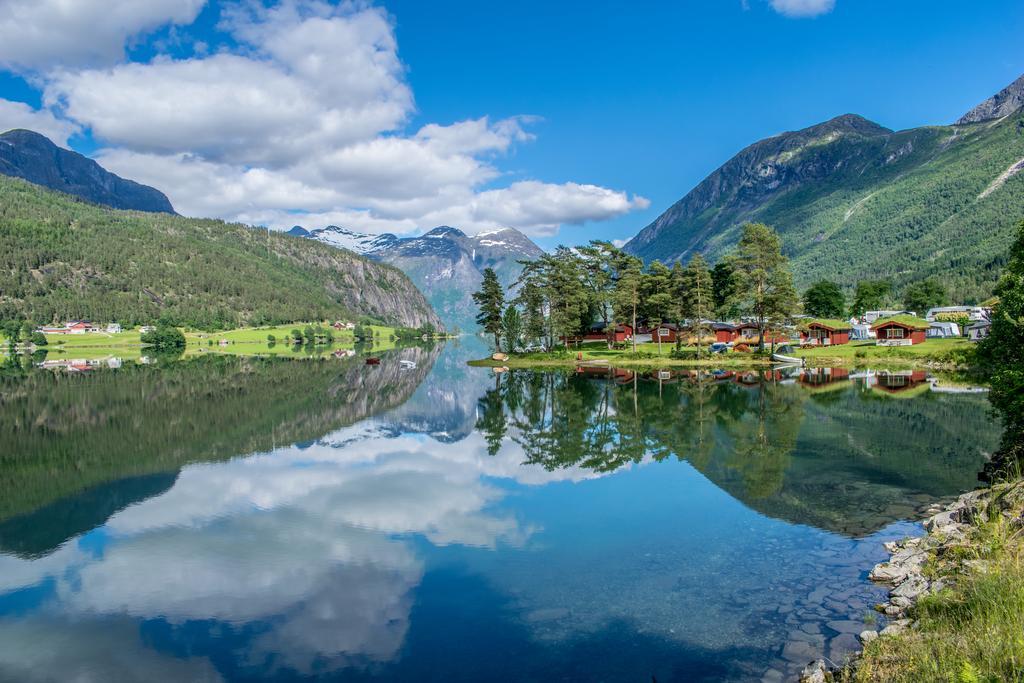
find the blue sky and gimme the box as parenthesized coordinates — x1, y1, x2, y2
(0, 0, 1021, 249)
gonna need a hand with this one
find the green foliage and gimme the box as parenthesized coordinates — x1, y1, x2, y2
(140, 325, 185, 350)
(978, 220, 1024, 479)
(501, 305, 523, 353)
(903, 277, 948, 314)
(472, 267, 505, 350)
(803, 279, 846, 318)
(28, 331, 47, 346)
(711, 261, 741, 319)
(850, 279, 893, 317)
(0, 176, 436, 330)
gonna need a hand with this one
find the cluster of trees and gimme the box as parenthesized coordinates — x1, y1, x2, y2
(140, 324, 185, 350)
(0, 320, 47, 350)
(474, 223, 798, 355)
(802, 276, 953, 319)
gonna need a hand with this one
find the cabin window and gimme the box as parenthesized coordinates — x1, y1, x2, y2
(885, 327, 905, 339)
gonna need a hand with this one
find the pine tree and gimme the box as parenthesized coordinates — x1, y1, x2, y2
(681, 254, 714, 358)
(643, 260, 675, 356)
(472, 267, 505, 350)
(732, 223, 799, 351)
(613, 255, 645, 353)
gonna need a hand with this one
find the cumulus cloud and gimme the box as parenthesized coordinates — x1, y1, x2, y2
(0, 99, 79, 145)
(30, 0, 645, 238)
(769, 0, 836, 17)
(0, 0, 206, 70)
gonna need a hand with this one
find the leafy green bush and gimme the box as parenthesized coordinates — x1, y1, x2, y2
(140, 325, 185, 350)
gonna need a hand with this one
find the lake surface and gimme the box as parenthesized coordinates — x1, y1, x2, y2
(0, 342, 998, 682)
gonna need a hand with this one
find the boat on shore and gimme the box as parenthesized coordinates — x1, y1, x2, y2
(770, 345, 804, 365)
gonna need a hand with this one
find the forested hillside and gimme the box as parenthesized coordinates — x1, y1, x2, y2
(625, 81, 1024, 303)
(0, 176, 442, 329)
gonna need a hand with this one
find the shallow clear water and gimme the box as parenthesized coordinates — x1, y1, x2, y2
(0, 343, 998, 682)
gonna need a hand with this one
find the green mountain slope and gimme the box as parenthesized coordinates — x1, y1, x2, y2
(0, 175, 442, 329)
(625, 84, 1024, 302)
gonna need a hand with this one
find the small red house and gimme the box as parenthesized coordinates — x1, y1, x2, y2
(577, 323, 633, 343)
(801, 319, 852, 346)
(871, 316, 929, 346)
(713, 323, 737, 343)
(651, 323, 679, 343)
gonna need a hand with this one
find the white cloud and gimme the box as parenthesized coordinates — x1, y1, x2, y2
(0, 0, 206, 70)
(0, 99, 79, 145)
(32, 0, 644, 238)
(769, 0, 836, 17)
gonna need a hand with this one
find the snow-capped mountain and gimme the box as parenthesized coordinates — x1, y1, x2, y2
(289, 224, 544, 331)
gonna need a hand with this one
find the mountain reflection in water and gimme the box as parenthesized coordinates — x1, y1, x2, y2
(0, 344, 998, 682)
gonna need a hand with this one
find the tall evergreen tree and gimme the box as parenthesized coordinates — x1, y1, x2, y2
(613, 255, 645, 353)
(643, 260, 675, 355)
(472, 267, 505, 350)
(711, 260, 740, 320)
(501, 305, 523, 353)
(681, 254, 714, 358)
(732, 223, 798, 351)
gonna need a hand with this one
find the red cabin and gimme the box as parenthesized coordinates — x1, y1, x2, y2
(651, 323, 679, 343)
(801, 319, 852, 346)
(573, 323, 633, 344)
(713, 323, 736, 343)
(871, 316, 929, 346)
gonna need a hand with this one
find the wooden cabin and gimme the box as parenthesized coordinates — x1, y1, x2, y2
(801, 319, 852, 346)
(651, 323, 679, 343)
(871, 316, 930, 346)
(571, 323, 633, 344)
(713, 323, 737, 343)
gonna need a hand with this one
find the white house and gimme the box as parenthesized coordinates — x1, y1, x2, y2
(106, 323, 122, 334)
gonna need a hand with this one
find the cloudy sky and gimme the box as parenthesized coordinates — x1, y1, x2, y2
(0, 0, 1021, 247)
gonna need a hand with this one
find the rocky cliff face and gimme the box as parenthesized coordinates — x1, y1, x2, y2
(0, 129, 175, 213)
(957, 73, 1024, 124)
(296, 224, 544, 331)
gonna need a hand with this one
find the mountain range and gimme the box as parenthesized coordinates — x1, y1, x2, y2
(290, 224, 544, 331)
(0, 129, 175, 214)
(624, 73, 1024, 302)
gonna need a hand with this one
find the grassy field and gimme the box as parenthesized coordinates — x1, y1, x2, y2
(468, 337, 976, 369)
(28, 323, 408, 361)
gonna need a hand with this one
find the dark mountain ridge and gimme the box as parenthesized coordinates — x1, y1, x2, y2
(0, 129, 175, 214)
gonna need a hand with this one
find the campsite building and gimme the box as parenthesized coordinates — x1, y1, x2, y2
(800, 319, 852, 346)
(871, 315, 930, 345)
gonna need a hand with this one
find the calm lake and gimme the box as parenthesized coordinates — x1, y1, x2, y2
(0, 340, 998, 682)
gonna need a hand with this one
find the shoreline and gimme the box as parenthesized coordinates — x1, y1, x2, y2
(798, 478, 1024, 682)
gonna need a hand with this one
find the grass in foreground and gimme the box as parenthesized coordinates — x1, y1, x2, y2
(846, 487, 1024, 683)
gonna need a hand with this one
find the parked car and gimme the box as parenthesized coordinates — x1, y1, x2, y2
(709, 342, 730, 354)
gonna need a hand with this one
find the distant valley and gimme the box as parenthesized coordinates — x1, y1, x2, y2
(290, 224, 544, 332)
